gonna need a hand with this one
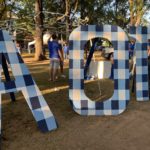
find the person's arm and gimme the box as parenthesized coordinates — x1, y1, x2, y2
(148, 46, 150, 56)
(58, 49, 63, 61)
(61, 48, 64, 60)
(48, 35, 52, 42)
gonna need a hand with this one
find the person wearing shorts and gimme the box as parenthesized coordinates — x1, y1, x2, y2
(48, 34, 63, 81)
(63, 42, 69, 60)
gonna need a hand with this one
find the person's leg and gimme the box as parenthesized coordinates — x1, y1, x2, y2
(65, 53, 67, 59)
(28, 45, 31, 53)
(60, 61, 63, 74)
(53, 59, 60, 81)
(60, 60, 66, 78)
(129, 57, 133, 73)
(67, 53, 69, 59)
(50, 59, 54, 81)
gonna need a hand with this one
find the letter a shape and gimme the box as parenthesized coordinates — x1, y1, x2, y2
(0, 30, 57, 134)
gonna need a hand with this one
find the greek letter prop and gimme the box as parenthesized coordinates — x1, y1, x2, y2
(69, 25, 130, 115)
(0, 30, 57, 133)
(129, 26, 149, 101)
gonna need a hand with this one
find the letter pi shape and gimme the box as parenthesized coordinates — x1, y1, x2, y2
(129, 26, 149, 101)
(0, 30, 57, 133)
(69, 25, 130, 115)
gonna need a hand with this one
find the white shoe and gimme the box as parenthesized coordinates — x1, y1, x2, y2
(54, 87, 59, 91)
(61, 74, 66, 78)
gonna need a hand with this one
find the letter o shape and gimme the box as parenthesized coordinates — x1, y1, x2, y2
(69, 25, 130, 115)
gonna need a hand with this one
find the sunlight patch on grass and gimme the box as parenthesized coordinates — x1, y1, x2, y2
(42, 85, 69, 95)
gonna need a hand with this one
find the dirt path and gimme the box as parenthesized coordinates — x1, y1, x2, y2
(1, 54, 150, 150)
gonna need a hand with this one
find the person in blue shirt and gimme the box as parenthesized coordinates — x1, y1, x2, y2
(129, 39, 135, 59)
(63, 42, 69, 60)
(48, 34, 63, 82)
(129, 39, 136, 76)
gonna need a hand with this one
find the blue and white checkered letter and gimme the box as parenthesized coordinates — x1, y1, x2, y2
(129, 26, 149, 101)
(0, 30, 57, 133)
(69, 25, 130, 116)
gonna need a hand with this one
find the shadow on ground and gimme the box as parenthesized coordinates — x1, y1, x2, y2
(1, 53, 150, 150)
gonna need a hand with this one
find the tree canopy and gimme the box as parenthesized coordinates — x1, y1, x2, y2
(0, 0, 150, 60)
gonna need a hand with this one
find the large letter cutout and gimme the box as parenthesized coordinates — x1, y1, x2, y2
(0, 30, 57, 133)
(129, 26, 149, 101)
(69, 25, 130, 115)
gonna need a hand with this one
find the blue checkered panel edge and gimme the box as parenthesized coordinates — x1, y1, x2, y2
(129, 26, 149, 101)
(0, 30, 57, 133)
(69, 25, 130, 116)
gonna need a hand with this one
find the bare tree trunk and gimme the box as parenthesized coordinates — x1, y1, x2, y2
(0, 0, 6, 20)
(34, 0, 46, 61)
(57, 0, 78, 40)
(65, 0, 71, 41)
(129, 0, 135, 26)
(135, 0, 144, 26)
(80, 0, 84, 19)
(66, 16, 70, 41)
(115, 0, 118, 24)
(129, 0, 144, 26)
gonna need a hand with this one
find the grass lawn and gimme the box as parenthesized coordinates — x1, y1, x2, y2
(1, 53, 150, 150)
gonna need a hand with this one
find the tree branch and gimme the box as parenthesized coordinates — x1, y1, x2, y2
(71, 0, 78, 19)
(0, 0, 6, 20)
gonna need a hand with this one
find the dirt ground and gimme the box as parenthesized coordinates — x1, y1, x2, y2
(1, 53, 150, 150)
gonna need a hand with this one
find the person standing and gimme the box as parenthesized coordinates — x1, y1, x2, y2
(16, 41, 21, 54)
(129, 39, 136, 76)
(63, 42, 69, 60)
(129, 40, 135, 59)
(48, 34, 63, 82)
